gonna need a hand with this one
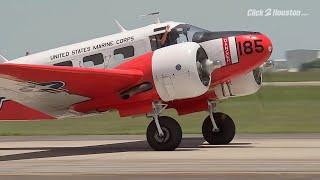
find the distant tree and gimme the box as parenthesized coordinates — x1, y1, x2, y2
(300, 59, 320, 71)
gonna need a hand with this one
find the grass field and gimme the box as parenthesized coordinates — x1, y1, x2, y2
(263, 70, 320, 82)
(0, 86, 319, 135)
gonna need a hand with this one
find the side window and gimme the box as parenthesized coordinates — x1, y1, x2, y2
(83, 53, 104, 67)
(54, 61, 73, 67)
(149, 35, 161, 51)
(114, 46, 134, 61)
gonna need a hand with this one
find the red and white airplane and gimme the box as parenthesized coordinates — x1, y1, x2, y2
(0, 17, 272, 150)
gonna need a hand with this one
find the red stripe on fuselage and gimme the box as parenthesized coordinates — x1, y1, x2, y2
(222, 37, 232, 65)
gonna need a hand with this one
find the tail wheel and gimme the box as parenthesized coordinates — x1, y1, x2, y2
(146, 116, 182, 151)
(202, 112, 235, 145)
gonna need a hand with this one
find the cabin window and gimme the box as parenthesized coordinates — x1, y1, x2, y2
(114, 46, 134, 61)
(54, 61, 73, 67)
(83, 53, 104, 67)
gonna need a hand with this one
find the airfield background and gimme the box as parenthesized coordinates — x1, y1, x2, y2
(0, 0, 319, 135)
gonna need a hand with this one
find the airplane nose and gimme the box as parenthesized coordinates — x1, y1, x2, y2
(204, 32, 273, 85)
(258, 33, 273, 61)
(236, 33, 273, 67)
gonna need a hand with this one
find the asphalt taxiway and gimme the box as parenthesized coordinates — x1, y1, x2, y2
(0, 134, 319, 179)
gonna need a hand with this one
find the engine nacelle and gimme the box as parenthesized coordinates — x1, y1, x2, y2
(213, 68, 262, 99)
(152, 42, 212, 102)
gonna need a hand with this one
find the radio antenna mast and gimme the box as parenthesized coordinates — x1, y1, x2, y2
(140, 12, 160, 24)
(113, 19, 127, 32)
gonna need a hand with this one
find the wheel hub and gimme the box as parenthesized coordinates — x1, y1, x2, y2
(154, 127, 170, 143)
(212, 128, 220, 133)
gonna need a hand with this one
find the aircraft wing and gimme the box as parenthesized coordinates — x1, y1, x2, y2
(0, 63, 143, 120)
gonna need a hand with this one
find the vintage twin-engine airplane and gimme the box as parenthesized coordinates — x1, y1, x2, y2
(0, 18, 272, 150)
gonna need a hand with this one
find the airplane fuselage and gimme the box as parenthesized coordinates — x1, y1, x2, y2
(6, 21, 272, 116)
(11, 22, 182, 68)
(0, 19, 273, 150)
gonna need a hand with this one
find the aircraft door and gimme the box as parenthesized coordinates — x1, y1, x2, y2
(103, 52, 113, 69)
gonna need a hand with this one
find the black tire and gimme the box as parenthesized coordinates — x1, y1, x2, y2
(146, 116, 182, 151)
(202, 112, 235, 145)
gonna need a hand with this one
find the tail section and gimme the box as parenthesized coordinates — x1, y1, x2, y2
(0, 98, 54, 120)
(0, 54, 8, 63)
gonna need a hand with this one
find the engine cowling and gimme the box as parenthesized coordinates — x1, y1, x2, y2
(213, 68, 262, 99)
(152, 42, 219, 102)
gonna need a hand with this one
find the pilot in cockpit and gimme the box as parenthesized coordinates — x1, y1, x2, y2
(159, 25, 182, 47)
(160, 25, 171, 46)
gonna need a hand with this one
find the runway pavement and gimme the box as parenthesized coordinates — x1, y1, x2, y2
(0, 134, 320, 179)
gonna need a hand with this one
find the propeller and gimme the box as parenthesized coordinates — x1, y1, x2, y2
(254, 60, 275, 111)
(196, 47, 222, 86)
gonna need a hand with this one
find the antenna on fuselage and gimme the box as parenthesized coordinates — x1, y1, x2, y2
(113, 19, 127, 32)
(140, 12, 160, 24)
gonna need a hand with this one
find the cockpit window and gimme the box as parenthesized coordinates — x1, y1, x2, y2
(171, 24, 260, 43)
(149, 24, 209, 51)
(171, 24, 209, 43)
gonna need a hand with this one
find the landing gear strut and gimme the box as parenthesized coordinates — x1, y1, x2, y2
(202, 100, 236, 145)
(146, 102, 182, 151)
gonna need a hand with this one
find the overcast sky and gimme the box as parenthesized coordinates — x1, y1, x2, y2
(0, 0, 318, 60)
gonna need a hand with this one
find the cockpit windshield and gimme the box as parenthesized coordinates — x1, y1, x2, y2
(149, 23, 258, 51)
(149, 24, 210, 51)
(170, 24, 210, 43)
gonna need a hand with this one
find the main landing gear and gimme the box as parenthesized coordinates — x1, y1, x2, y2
(146, 100, 236, 151)
(202, 100, 235, 145)
(146, 102, 182, 151)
